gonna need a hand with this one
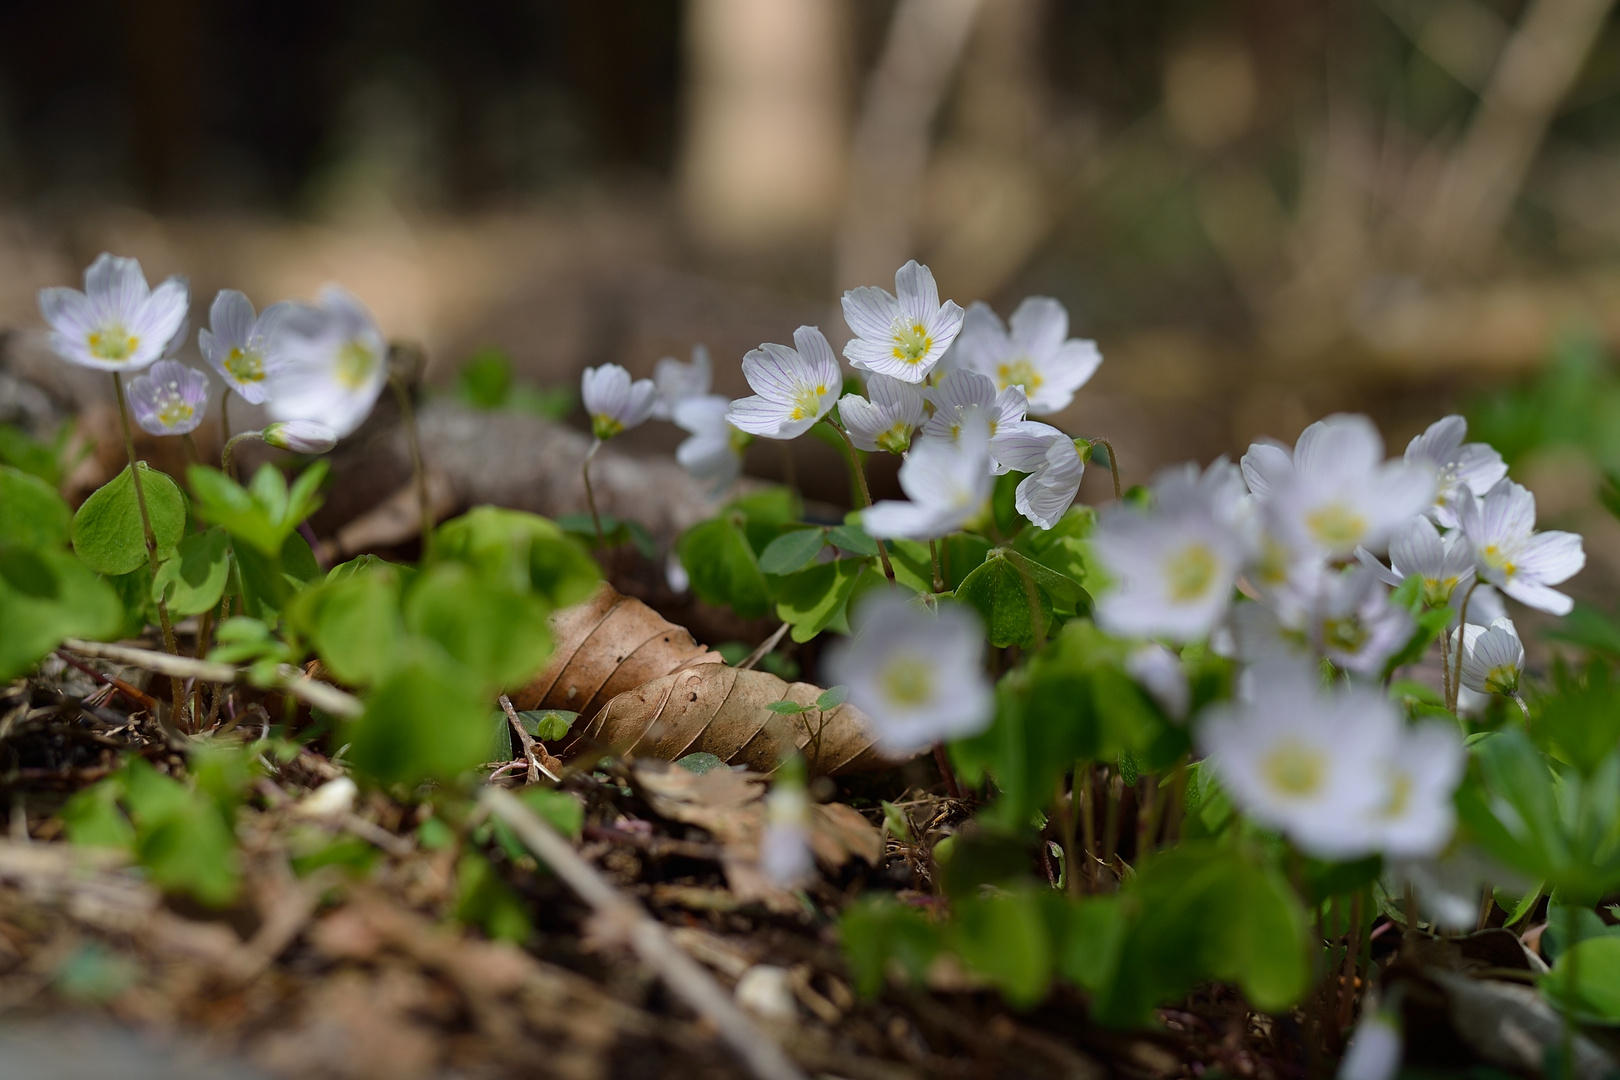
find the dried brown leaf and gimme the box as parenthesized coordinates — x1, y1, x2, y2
(511, 584, 723, 719)
(577, 663, 895, 776)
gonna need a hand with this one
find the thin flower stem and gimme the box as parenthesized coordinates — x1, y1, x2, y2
(932, 743, 963, 801)
(1513, 692, 1531, 720)
(390, 373, 434, 559)
(822, 418, 895, 582)
(181, 432, 202, 467)
(110, 373, 186, 721)
(583, 438, 606, 551)
(221, 431, 263, 482)
(929, 539, 945, 593)
(219, 392, 231, 453)
(1079, 764, 1097, 889)
(1101, 768, 1121, 888)
(1059, 781, 1081, 898)
(1440, 622, 1453, 711)
(1449, 580, 1481, 713)
(1091, 438, 1123, 500)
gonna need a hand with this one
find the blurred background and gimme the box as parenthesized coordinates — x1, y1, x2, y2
(4, 0, 1620, 587)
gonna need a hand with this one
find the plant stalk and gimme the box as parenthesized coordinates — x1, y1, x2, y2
(1079, 763, 1097, 890)
(929, 539, 945, 593)
(583, 438, 606, 551)
(110, 373, 186, 723)
(1448, 580, 1481, 713)
(221, 431, 263, 482)
(1091, 437, 1123, 500)
(390, 373, 434, 559)
(823, 418, 896, 582)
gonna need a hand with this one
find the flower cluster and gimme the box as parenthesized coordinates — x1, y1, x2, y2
(38, 253, 386, 450)
(1090, 411, 1583, 860)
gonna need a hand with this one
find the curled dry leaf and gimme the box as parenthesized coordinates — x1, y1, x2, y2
(510, 584, 724, 719)
(573, 663, 895, 776)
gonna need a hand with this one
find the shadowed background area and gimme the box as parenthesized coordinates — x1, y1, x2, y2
(4, 0, 1620, 581)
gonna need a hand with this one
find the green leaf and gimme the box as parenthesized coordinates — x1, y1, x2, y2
(122, 758, 240, 907)
(186, 465, 281, 556)
(765, 700, 808, 715)
(405, 562, 555, 693)
(60, 779, 135, 851)
(0, 465, 71, 549)
(992, 470, 1025, 536)
(677, 515, 772, 618)
(0, 548, 123, 681)
(455, 852, 533, 943)
(759, 528, 826, 575)
(676, 752, 729, 774)
(826, 524, 879, 557)
(956, 552, 1052, 648)
(838, 897, 943, 997)
(774, 557, 864, 642)
(151, 528, 231, 617)
(432, 506, 600, 608)
(345, 654, 497, 786)
(947, 890, 1055, 1007)
(817, 685, 849, 711)
(728, 486, 802, 527)
(1001, 549, 1089, 611)
(554, 512, 658, 560)
(0, 422, 77, 488)
(456, 347, 514, 408)
(1542, 935, 1620, 1023)
(1053, 894, 1125, 993)
(233, 531, 319, 618)
(517, 710, 578, 741)
(286, 566, 407, 687)
(72, 463, 185, 575)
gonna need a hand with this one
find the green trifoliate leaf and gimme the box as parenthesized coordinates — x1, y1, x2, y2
(285, 565, 407, 687)
(0, 465, 71, 550)
(774, 557, 864, 642)
(956, 551, 1052, 648)
(345, 652, 496, 786)
(0, 548, 123, 681)
(677, 515, 771, 618)
(517, 709, 578, 742)
(759, 528, 826, 575)
(826, 523, 879, 557)
(72, 463, 185, 575)
(404, 562, 555, 693)
(151, 527, 231, 617)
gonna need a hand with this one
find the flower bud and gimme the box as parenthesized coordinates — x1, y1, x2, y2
(263, 420, 338, 454)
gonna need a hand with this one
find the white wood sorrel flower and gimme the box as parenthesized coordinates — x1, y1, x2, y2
(1262, 414, 1436, 558)
(263, 420, 339, 455)
(862, 424, 994, 540)
(949, 297, 1102, 415)
(1355, 516, 1475, 607)
(919, 369, 1027, 448)
(38, 253, 189, 373)
(199, 290, 295, 405)
(726, 326, 841, 440)
(840, 260, 964, 384)
(839, 374, 926, 454)
(1456, 617, 1524, 696)
(824, 593, 992, 755)
(650, 344, 712, 421)
(672, 394, 750, 491)
(985, 421, 1084, 530)
(262, 286, 388, 439)
(1404, 414, 1507, 528)
(581, 363, 657, 440)
(1457, 477, 1585, 615)
(127, 360, 208, 436)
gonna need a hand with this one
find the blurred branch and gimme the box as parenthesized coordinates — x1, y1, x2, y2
(1422, 0, 1617, 268)
(833, 0, 984, 295)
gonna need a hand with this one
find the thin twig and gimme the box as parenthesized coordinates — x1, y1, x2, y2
(737, 623, 791, 672)
(480, 786, 810, 1080)
(499, 693, 560, 784)
(53, 651, 159, 712)
(59, 639, 363, 718)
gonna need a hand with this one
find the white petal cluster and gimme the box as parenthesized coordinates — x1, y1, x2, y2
(920, 369, 1027, 447)
(39, 254, 189, 373)
(1200, 662, 1463, 859)
(673, 394, 751, 492)
(839, 374, 926, 454)
(200, 290, 293, 405)
(650, 345, 712, 422)
(1355, 516, 1474, 607)
(949, 297, 1102, 415)
(989, 422, 1085, 530)
(1456, 617, 1524, 696)
(841, 261, 964, 384)
(726, 326, 842, 440)
(760, 782, 814, 889)
(824, 593, 993, 754)
(1457, 478, 1585, 615)
(862, 425, 995, 541)
(262, 286, 390, 439)
(127, 360, 209, 437)
(581, 363, 658, 441)
(1404, 415, 1507, 528)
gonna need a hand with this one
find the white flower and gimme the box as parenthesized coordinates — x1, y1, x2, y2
(727, 326, 842, 439)
(760, 783, 814, 888)
(198, 290, 293, 404)
(263, 420, 339, 454)
(1092, 466, 1248, 642)
(673, 394, 751, 491)
(38, 253, 189, 372)
(127, 360, 209, 436)
(986, 421, 1084, 529)
(262, 285, 389, 438)
(1457, 478, 1585, 615)
(1265, 415, 1437, 557)
(1126, 644, 1189, 720)
(1355, 516, 1474, 607)
(1303, 567, 1413, 677)
(1337, 1006, 1402, 1080)
(1456, 617, 1524, 696)
(1198, 661, 1394, 859)
(861, 425, 994, 541)
(581, 363, 657, 440)
(824, 593, 993, 754)
(1240, 438, 1294, 500)
(1404, 415, 1507, 528)
(949, 297, 1102, 415)
(1368, 720, 1464, 859)
(841, 260, 965, 384)
(919, 369, 1027, 449)
(650, 344, 712, 421)
(839, 374, 927, 454)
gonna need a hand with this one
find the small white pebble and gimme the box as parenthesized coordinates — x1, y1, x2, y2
(734, 965, 797, 1022)
(296, 777, 357, 819)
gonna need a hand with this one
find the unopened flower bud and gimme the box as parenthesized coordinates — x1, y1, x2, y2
(263, 420, 338, 454)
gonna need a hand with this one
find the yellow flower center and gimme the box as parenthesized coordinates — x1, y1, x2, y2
(1255, 536, 1293, 586)
(1479, 544, 1516, 580)
(891, 321, 933, 365)
(1380, 772, 1412, 820)
(1321, 615, 1367, 655)
(592, 414, 624, 440)
(995, 358, 1043, 393)
(1420, 575, 1459, 606)
(335, 339, 378, 391)
(155, 396, 194, 430)
(881, 655, 934, 707)
(224, 346, 265, 383)
(1165, 543, 1218, 602)
(1485, 664, 1519, 695)
(1305, 503, 1366, 548)
(87, 325, 140, 362)
(875, 423, 912, 455)
(1261, 741, 1326, 798)
(787, 384, 828, 422)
